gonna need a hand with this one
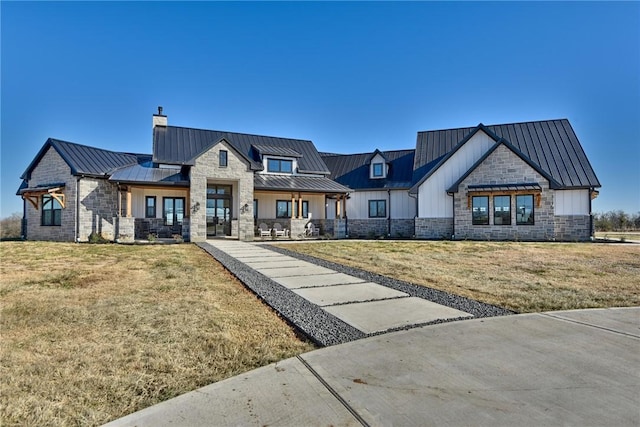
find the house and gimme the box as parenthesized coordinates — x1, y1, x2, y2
(18, 108, 350, 242)
(18, 111, 600, 242)
(319, 119, 600, 241)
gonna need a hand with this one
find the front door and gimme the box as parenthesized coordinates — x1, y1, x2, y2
(206, 184, 232, 237)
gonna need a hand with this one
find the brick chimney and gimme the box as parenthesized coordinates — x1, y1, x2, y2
(153, 106, 167, 127)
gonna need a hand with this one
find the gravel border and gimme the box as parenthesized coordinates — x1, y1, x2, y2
(198, 242, 514, 347)
(198, 242, 366, 347)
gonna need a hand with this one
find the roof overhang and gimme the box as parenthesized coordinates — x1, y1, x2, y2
(19, 183, 66, 210)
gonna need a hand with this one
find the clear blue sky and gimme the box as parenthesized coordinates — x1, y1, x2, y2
(2, 1, 639, 218)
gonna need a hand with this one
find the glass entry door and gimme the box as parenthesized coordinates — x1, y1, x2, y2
(206, 185, 232, 237)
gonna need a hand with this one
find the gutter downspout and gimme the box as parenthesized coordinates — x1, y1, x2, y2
(75, 176, 81, 242)
(387, 189, 391, 237)
(448, 191, 455, 240)
(408, 190, 418, 238)
(589, 187, 594, 241)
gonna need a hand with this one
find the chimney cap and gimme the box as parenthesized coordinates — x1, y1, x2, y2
(154, 106, 166, 117)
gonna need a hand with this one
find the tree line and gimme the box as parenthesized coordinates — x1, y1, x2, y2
(594, 210, 640, 232)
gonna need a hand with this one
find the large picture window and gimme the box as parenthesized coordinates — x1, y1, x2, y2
(41, 195, 62, 226)
(493, 195, 511, 225)
(163, 197, 185, 226)
(368, 200, 386, 218)
(145, 196, 156, 218)
(516, 195, 535, 225)
(267, 158, 293, 173)
(472, 196, 489, 225)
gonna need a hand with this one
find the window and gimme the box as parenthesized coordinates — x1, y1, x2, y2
(276, 200, 309, 218)
(372, 162, 384, 178)
(368, 200, 386, 218)
(163, 197, 185, 226)
(472, 196, 489, 225)
(219, 150, 228, 167)
(493, 196, 511, 225)
(267, 158, 293, 173)
(516, 195, 535, 225)
(41, 195, 62, 226)
(145, 196, 156, 218)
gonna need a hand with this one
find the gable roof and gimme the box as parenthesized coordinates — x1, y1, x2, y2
(321, 149, 415, 190)
(21, 138, 139, 179)
(446, 139, 562, 192)
(412, 119, 600, 191)
(153, 126, 330, 174)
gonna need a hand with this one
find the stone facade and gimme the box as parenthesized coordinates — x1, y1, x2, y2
(347, 219, 387, 238)
(415, 218, 453, 239)
(24, 148, 77, 241)
(554, 215, 592, 241)
(77, 177, 119, 241)
(190, 140, 254, 242)
(452, 144, 555, 241)
(115, 217, 135, 243)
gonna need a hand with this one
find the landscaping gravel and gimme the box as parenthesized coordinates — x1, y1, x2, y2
(198, 242, 366, 347)
(198, 242, 514, 347)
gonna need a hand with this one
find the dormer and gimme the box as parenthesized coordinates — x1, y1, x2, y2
(252, 144, 303, 175)
(368, 149, 389, 179)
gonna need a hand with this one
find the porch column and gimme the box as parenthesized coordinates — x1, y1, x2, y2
(336, 196, 342, 219)
(126, 189, 132, 218)
(291, 194, 296, 219)
(298, 193, 303, 218)
(118, 190, 122, 217)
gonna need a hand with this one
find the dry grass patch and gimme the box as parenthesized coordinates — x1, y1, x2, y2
(279, 241, 640, 313)
(0, 242, 314, 427)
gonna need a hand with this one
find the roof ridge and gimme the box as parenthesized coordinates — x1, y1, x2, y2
(164, 125, 313, 143)
(417, 118, 568, 134)
(50, 138, 139, 158)
(322, 148, 414, 157)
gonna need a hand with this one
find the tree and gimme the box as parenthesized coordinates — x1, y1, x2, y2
(0, 212, 23, 239)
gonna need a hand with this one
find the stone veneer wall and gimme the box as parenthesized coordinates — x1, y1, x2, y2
(347, 219, 387, 238)
(77, 177, 119, 241)
(415, 218, 453, 239)
(554, 215, 592, 241)
(453, 144, 555, 241)
(115, 217, 135, 243)
(24, 148, 77, 241)
(190, 141, 254, 242)
(390, 219, 415, 238)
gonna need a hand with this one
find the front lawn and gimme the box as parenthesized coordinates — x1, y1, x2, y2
(278, 240, 640, 313)
(0, 242, 314, 426)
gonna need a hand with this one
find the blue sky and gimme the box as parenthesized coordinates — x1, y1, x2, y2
(2, 1, 639, 218)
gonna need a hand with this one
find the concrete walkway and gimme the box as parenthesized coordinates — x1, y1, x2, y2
(200, 239, 479, 342)
(105, 307, 640, 426)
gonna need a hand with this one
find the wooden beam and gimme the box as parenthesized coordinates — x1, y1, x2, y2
(298, 193, 303, 218)
(126, 190, 132, 218)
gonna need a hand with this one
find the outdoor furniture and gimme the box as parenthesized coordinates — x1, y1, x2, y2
(272, 222, 289, 238)
(306, 222, 320, 237)
(258, 223, 272, 237)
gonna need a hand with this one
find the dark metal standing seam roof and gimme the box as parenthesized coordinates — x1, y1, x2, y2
(153, 126, 331, 175)
(253, 174, 350, 193)
(21, 138, 139, 179)
(321, 149, 415, 190)
(109, 156, 189, 186)
(413, 119, 601, 189)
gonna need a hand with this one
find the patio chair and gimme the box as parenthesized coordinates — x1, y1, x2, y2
(258, 223, 272, 238)
(272, 222, 288, 238)
(306, 222, 320, 237)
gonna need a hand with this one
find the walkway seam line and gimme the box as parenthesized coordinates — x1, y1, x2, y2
(540, 313, 640, 339)
(296, 355, 370, 427)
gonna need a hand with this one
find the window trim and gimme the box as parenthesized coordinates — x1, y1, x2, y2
(472, 196, 489, 225)
(372, 162, 384, 178)
(219, 150, 228, 167)
(145, 196, 157, 219)
(41, 194, 62, 226)
(516, 194, 535, 225)
(368, 199, 387, 218)
(493, 195, 511, 226)
(267, 158, 294, 174)
(163, 197, 186, 226)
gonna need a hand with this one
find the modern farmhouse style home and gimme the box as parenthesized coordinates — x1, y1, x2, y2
(18, 109, 600, 242)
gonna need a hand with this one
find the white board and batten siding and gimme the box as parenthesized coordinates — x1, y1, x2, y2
(554, 189, 590, 215)
(331, 190, 416, 220)
(130, 188, 189, 219)
(417, 130, 496, 218)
